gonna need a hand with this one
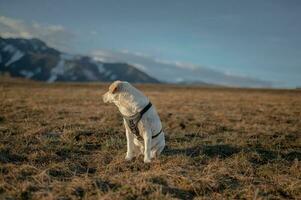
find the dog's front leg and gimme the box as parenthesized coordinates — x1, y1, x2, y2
(125, 128, 134, 161)
(143, 133, 152, 163)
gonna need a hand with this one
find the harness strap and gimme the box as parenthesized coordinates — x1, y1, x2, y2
(123, 102, 162, 140)
(140, 102, 152, 116)
(152, 129, 162, 139)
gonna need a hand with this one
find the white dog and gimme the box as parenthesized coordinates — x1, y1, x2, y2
(103, 80, 165, 163)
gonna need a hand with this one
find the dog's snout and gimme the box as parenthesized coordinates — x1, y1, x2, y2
(102, 93, 107, 103)
(102, 92, 110, 103)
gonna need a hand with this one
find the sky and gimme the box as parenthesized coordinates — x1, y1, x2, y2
(0, 0, 301, 87)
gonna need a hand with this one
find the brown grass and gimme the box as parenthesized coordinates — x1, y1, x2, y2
(0, 78, 300, 199)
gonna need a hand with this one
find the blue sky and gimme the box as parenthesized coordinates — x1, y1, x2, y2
(0, 0, 301, 87)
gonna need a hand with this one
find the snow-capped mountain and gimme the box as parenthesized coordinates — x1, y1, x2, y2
(0, 37, 159, 83)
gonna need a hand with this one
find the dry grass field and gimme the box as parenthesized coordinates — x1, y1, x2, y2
(0, 78, 300, 199)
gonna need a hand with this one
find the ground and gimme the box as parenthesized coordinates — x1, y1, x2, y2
(0, 78, 300, 199)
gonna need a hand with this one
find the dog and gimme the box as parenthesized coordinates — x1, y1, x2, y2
(103, 80, 165, 163)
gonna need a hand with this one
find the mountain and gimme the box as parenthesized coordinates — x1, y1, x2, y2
(0, 37, 159, 83)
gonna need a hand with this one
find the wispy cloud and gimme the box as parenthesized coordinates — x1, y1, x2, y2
(91, 49, 273, 87)
(90, 30, 98, 35)
(0, 16, 74, 51)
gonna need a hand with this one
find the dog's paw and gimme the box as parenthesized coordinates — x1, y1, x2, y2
(151, 151, 157, 159)
(125, 155, 133, 161)
(144, 158, 151, 163)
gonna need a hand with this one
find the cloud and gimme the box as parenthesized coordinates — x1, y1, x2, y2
(0, 16, 74, 51)
(121, 49, 151, 58)
(131, 63, 148, 71)
(90, 30, 98, 35)
(91, 49, 273, 87)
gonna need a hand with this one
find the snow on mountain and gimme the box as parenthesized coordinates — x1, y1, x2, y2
(0, 37, 159, 83)
(2, 44, 24, 67)
(48, 54, 67, 83)
(5, 50, 24, 66)
(91, 58, 105, 74)
(19, 70, 34, 78)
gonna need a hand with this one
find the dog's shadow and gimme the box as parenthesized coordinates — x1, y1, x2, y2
(162, 144, 240, 159)
(162, 143, 301, 164)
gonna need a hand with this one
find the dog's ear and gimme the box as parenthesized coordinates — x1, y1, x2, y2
(109, 81, 121, 94)
(110, 85, 118, 93)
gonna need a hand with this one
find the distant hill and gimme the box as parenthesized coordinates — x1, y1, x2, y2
(0, 37, 159, 83)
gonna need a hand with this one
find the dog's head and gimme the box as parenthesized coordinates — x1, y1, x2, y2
(103, 80, 132, 104)
(103, 80, 149, 115)
(103, 80, 121, 103)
